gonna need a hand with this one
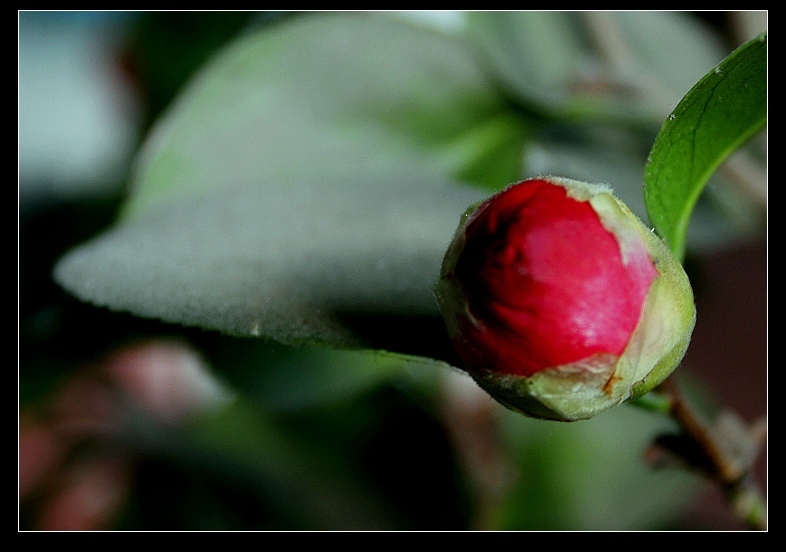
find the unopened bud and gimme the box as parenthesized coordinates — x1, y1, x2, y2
(435, 177, 696, 421)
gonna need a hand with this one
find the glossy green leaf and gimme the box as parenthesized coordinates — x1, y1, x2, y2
(644, 33, 766, 261)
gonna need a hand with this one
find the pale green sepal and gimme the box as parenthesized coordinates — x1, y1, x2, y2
(626, 226, 697, 398)
(470, 353, 625, 422)
(593, 190, 697, 399)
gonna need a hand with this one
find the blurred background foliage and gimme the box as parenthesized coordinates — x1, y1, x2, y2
(19, 11, 766, 530)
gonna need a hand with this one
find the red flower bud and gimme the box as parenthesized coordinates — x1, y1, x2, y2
(436, 177, 696, 421)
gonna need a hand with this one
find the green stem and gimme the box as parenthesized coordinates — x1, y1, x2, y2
(629, 390, 673, 415)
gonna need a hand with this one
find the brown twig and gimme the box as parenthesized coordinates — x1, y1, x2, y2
(654, 376, 767, 530)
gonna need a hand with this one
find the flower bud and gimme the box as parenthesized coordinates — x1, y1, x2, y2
(435, 176, 696, 421)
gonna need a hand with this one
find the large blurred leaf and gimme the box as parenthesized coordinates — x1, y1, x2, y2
(610, 11, 728, 117)
(644, 33, 766, 260)
(122, 12, 526, 219)
(465, 11, 726, 123)
(55, 12, 534, 351)
(55, 178, 484, 349)
(465, 12, 590, 116)
(121, 11, 267, 129)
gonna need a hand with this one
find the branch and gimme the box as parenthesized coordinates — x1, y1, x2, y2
(643, 376, 767, 530)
